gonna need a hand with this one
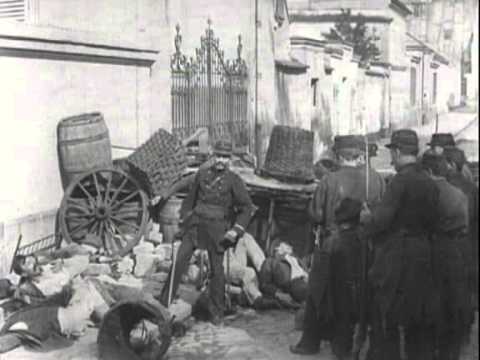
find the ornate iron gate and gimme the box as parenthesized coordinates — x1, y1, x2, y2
(171, 20, 249, 149)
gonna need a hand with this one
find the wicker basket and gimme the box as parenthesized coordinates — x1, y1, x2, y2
(259, 125, 315, 183)
(127, 129, 188, 197)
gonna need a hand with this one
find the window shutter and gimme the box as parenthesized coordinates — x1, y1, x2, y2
(0, 0, 26, 22)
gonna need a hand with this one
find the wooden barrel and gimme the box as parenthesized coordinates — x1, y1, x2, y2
(57, 112, 112, 189)
(159, 197, 183, 243)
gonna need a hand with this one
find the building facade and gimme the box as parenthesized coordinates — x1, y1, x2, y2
(404, 0, 478, 104)
(0, 0, 298, 275)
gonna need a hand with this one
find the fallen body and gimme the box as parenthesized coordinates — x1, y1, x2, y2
(1, 245, 175, 355)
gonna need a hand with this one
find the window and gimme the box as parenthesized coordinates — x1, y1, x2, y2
(410, 67, 417, 106)
(311, 78, 319, 107)
(432, 72, 437, 104)
(0, 0, 26, 22)
(443, 28, 453, 40)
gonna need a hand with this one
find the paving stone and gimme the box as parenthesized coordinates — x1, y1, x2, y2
(2, 310, 477, 360)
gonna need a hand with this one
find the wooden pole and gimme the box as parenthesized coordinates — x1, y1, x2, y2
(265, 198, 275, 254)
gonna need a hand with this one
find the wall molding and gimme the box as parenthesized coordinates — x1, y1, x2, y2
(290, 36, 326, 49)
(290, 12, 394, 24)
(0, 22, 160, 66)
(391, 64, 407, 72)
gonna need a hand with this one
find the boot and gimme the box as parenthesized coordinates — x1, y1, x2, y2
(289, 339, 320, 355)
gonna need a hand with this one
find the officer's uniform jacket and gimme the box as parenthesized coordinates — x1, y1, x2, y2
(179, 165, 254, 250)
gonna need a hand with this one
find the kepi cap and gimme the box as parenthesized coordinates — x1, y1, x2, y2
(385, 129, 418, 151)
(427, 133, 455, 148)
(332, 135, 366, 154)
(213, 140, 233, 156)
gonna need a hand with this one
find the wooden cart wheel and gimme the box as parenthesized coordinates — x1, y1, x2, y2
(59, 168, 149, 256)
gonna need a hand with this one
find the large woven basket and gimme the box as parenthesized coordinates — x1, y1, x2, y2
(127, 129, 188, 197)
(260, 125, 315, 183)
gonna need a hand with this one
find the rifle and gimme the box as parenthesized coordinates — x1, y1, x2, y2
(352, 229, 369, 360)
(352, 124, 370, 360)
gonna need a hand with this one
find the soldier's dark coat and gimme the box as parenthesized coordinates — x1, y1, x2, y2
(297, 165, 384, 356)
(308, 166, 385, 228)
(430, 178, 472, 329)
(364, 162, 439, 325)
(305, 165, 385, 254)
(448, 170, 479, 295)
(362, 162, 440, 360)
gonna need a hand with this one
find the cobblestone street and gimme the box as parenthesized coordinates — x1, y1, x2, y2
(2, 309, 477, 360)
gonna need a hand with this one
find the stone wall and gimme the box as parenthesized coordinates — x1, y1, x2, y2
(290, 37, 390, 163)
(0, 22, 158, 276)
(0, 0, 289, 276)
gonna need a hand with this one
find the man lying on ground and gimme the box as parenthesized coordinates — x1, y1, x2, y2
(259, 241, 308, 305)
(224, 232, 281, 310)
(7, 245, 177, 340)
(0, 275, 173, 355)
(11, 243, 94, 306)
(193, 235, 302, 319)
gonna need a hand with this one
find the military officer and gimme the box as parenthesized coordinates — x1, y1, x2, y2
(361, 129, 439, 360)
(291, 135, 385, 358)
(158, 140, 254, 325)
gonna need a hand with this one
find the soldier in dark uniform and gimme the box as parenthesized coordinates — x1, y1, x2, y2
(427, 133, 474, 182)
(158, 140, 254, 325)
(421, 152, 472, 360)
(361, 129, 439, 360)
(444, 147, 479, 309)
(291, 135, 385, 357)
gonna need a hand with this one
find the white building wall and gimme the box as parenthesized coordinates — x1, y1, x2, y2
(0, 0, 288, 276)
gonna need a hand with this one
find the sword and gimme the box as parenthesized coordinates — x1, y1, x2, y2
(225, 248, 232, 313)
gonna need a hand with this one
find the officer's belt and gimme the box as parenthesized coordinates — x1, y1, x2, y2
(194, 203, 228, 221)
